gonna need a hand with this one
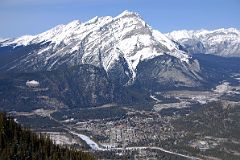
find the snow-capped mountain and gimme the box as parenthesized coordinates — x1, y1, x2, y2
(0, 10, 201, 87)
(1, 11, 240, 110)
(0, 38, 8, 43)
(166, 28, 240, 57)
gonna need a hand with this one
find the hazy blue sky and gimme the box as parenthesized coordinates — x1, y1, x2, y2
(0, 0, 239, 38)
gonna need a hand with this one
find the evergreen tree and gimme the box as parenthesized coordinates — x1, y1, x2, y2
(0, 112, 95, 160)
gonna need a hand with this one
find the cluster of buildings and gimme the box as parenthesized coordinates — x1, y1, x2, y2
(72, 110, 180, 148)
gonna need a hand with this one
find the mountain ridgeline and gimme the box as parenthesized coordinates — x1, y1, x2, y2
(0, 11, 240, 111)
(0, 112, 95, 160)
(166, 28, 240, 57)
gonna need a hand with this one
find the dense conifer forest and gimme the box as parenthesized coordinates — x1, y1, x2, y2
(0, 112, 95, 160)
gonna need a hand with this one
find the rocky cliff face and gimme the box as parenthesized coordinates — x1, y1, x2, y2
(136, 55, 202, 91)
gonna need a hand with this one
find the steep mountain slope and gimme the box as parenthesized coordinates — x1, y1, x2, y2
(136, 55, 202, 90)
(0, 10, 201, 87)
(166, 28, 240, 57)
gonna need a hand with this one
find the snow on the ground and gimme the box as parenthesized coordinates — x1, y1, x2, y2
(153, 101, 191, 112)
(46, 132, 78, 145)
(70, 131, 104, 150)
(26, 80, 40, 87)
(214, 82, 230, 93)
(101, 143, 116, 149)
(33, 108, 55, 117)
(150, 95, 162, 103)
(63, 118, 75, 123)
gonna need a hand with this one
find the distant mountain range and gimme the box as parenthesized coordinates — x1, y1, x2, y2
(166, 28, 240, 57)
(0, 10, 239, 111)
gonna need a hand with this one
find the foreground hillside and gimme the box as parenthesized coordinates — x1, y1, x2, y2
(0, 112, 95, 160)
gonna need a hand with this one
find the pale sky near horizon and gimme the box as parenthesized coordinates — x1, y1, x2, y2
(0, 0, 239, 38)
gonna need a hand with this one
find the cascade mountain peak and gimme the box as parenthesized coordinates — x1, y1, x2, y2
(0, 11, 197, 86)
